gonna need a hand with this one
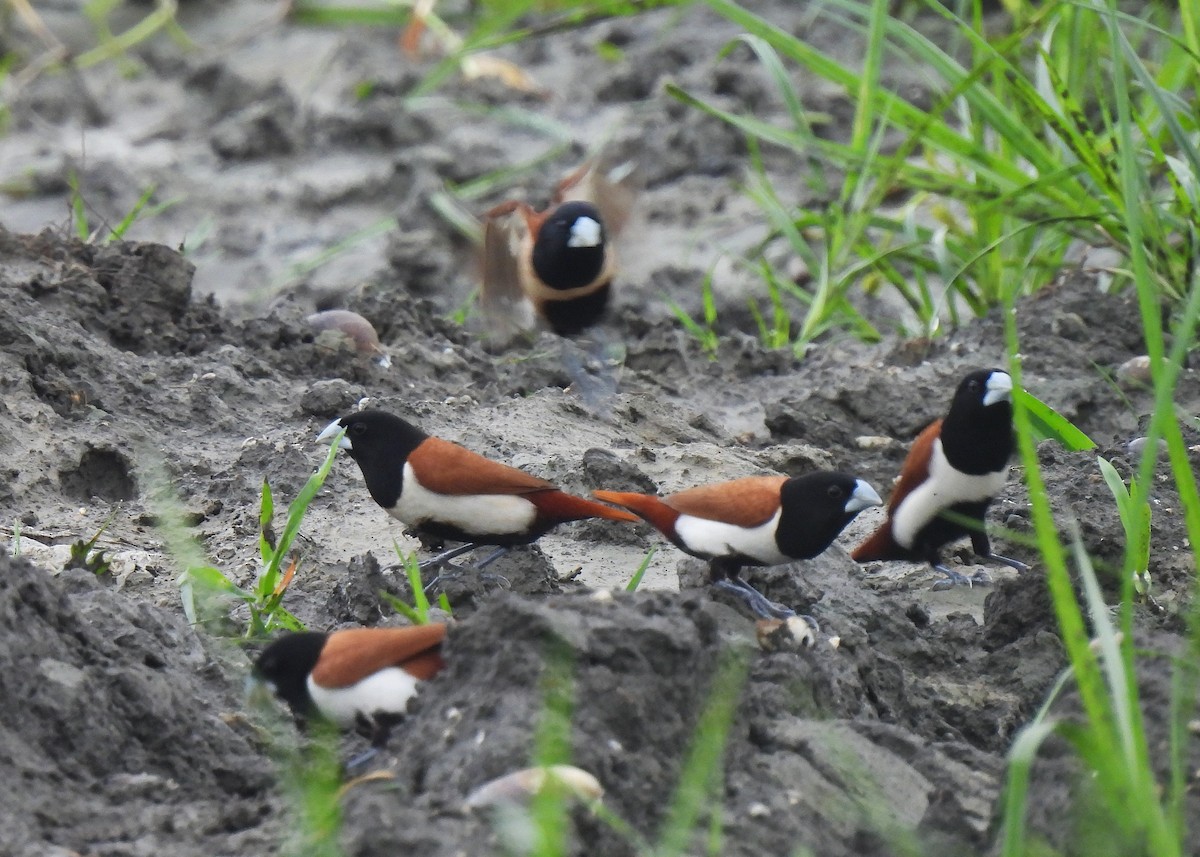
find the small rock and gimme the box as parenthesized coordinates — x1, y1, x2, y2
(1051, 312, 1088, 341)
(1115, 355, 1152, 386)
(300, 379, 365, 418)
(1126, 436, 1167, 458)
(855, 435, 898, 451)
(580, 447, 656, 492)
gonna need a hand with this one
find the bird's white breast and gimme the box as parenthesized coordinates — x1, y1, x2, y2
(307, 667, 420, 728)
(392, 462, 538, 536)
(891, 439, 1008, 549)
(674, 509, 788, 565)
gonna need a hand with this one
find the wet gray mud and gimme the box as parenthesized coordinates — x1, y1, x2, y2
(3, 1, 1200, 855)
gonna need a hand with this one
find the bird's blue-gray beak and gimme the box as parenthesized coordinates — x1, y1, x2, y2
(845, 479, 883, 514)
(316, 419, 352, 450)
(983, 371, 1014, 407)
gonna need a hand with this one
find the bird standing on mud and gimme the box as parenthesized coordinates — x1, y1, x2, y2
(317, 409, 639, 577)
(481, 160, 638, 339)
(595, 471, 882, 619)
(852, 368, 1029, 589)
(252, 623, 447, 750)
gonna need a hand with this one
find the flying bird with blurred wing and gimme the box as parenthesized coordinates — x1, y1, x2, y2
(481, 159, 639, 340)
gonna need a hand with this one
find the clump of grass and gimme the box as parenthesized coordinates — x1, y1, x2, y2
(667, 269, 721, 359)
(67, 171, 182, 244)
(157, 431, 343, 637)
(289, 0, 688, 98)
(1098, 456, 1154, 600)
(65, 519, 113, 576)
(267, 719, 347, 857)
(667, 0, 1200, 852)
(671, 0, 1199, 344)
(379, 546, 453, 623)
(9, 0, 190, 90)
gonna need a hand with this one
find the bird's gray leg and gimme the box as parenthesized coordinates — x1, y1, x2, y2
(931, 564, 976, 590)
(423, 545, 512, 594)
(560, 335, 621, 419)
(420, 542, 482, 569)
(709, 560, 812, 625)
(419, 542, 482, 592)
(971, 532, 1029, 577)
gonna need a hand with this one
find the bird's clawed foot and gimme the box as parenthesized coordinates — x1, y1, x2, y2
(985, 552, 1030, 573)
(712, 579, 806, 623)
(422, 546, 512, 594)
(931, 565, 992, 591)
(345, 746, 381, 773)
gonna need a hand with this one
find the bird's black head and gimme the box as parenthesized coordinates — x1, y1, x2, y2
(253, 631, 329, 719)
(776, 471, 883, 560)
(531, 201, 607, 291)
(319, 409, 429, 509)
(940, 368, 1015, 475)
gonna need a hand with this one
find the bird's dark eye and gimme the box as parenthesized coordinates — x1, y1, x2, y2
(351, 423, 367, 436)
(827, 485, 843, 498)
(968, 379, 981, 393)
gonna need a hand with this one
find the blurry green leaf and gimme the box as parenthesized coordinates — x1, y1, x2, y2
(625, 547, 656, 591)
(1018, 390, 1096, 450)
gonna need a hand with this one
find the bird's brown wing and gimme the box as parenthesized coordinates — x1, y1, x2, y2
(480, 203, 537, 340)
(665, 476, 788, 528)
(884, 419, 940, 514)
(409, 436, 555, 496)
(311, 624, 447, 689)
(555, 160, 641, 238)
(851, 419, 940, 562)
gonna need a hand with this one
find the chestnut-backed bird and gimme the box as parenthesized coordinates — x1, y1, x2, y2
(317, 410, 639, 575)
(595, 471, 882, 619)
(253, 623, 447, 749)
(852, 368, 1029, 589)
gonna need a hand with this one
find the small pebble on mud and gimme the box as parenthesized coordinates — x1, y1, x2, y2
(1127, 436, 1168, 457)
(1115, 355, 1152, 386)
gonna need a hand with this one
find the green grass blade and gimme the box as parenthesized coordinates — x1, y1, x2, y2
(69, 171, 90, 241)
(380, 590, 422, 625)
(107, 184, 158, 242)
(625, 547, 656, 592)
(259, 478, 276, 565)
(653, 649, 747, 857)
(289, 0, 411, 27)
(1000, 718, 1061, 857)
(254, 431, 343, 615)
(1016, 389, 1096, 450)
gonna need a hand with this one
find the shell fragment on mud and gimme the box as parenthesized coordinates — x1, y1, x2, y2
(306, 310, 391, 368)
(464, 764, 603, 810)
(755, 616, 816, 651)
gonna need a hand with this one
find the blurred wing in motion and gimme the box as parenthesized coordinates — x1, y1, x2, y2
(480, 203, 536, 342)
(555, 159, 641, 238)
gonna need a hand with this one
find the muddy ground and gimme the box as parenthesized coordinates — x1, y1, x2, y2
(3, 1, 1200, 856)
